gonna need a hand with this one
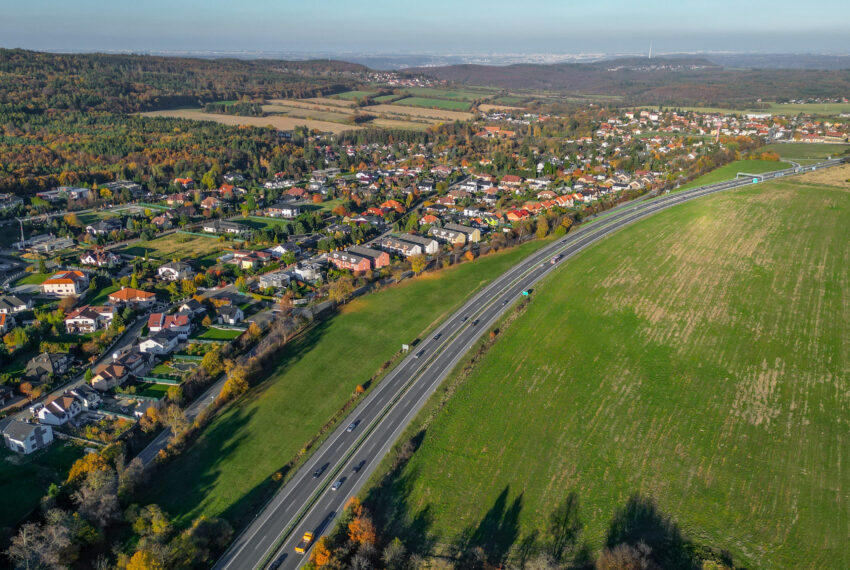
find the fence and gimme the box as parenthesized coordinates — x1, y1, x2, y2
(139, 377, 181, 385)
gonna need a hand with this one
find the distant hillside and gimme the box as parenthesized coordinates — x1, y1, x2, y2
(409, 57, 850, 106)
(0, 49, 364, 113)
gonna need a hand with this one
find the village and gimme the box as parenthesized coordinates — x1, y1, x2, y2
(0, 102, 846, 461)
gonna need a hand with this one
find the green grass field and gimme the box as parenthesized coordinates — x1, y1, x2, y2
(121, 232, 225, 261)
(136, 383, 170, 399)
(393, 97, 471, 111)
(192, 327, 243, 341)
(87, 284, 120, 306)
(139, 238, 551, 527)
(232, 217, 292, 231)
(13, 272, 50, 286)
(365, 176, 850, 568)
(401, 87, 495, 102)
(333, 90, 376, 100)
(0, 443, 84, 527)
(677, 159, 791, 191)
(762, 142, 850, 161)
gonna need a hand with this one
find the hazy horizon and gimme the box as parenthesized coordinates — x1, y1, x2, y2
(3, 0, 849, 56)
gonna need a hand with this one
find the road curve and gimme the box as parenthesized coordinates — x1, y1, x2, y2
(215, 158, 845, 570)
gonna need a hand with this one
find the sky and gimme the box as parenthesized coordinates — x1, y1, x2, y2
(2, 0, 849, 56)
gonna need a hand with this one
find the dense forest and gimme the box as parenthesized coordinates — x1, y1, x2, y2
(0, 49, 361, 114)
(409, 57, 850, 107)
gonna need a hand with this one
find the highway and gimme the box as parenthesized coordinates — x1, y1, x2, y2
(214, 158, 845, 570)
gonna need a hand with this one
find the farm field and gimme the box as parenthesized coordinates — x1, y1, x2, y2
(120, 232, 225, 261)
(393, 96, 471, 111)
(302, 97, 357, 108)
(333, 90, 376, 100)
(479, 103, 525, 113)
(262, 100, 433, 130)
(401, 87, 497, 101)
(137, 237, 551, 527)
(0, 443, 84, 527)
(260, 104, 352, 123)
(677, 159, 791, 191)
(138, 109, 360, 135)
(368, 103, 474, 122)
(365, 175, 850, 568)
(762, 142, 850, 161)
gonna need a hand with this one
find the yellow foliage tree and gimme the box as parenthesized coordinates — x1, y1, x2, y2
(66, 452, 108, 483)
(126, 549, 164, 570)
(310, 536, 332, 567)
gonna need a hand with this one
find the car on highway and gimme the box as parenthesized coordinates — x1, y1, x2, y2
(460, 315, 469, 322)
(294, 532, 314, 554)
(346, 420, 360, 432)
(433, 333, 442, 341)
(353, 459, 366, 473)
(551, 254, 562, 264)
(471, 319, 479, 326)
(502, 300, 509, 306)
(331, 477, 346, 491)
(312, 463, 328, 478)
(414, 349, 425, 358)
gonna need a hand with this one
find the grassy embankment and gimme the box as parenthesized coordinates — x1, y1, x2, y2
(139, 237, 551, 526)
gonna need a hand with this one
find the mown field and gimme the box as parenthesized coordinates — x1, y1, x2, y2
(121, 232, 225, 261)
(366, 173, 850, 568)
(394, 96, 471, 111)
(138, 109, 361, 135)
(677, 159, 791, 191)
(138, 237, 551, 527)
(762, 142, 850, 162)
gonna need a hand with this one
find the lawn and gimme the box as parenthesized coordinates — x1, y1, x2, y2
(120, 232, 225, 261)
(0, 443, 84, 527)
(13, 272, 50, 286)
(136, 383, 170, 399)
(87, 284, 120, 306)
(191, 327, 244, 341)
(232, 216, 292, 231)
(393, 97, 471, 111)
(139, 237, 551, 527)
(364, 177, 850, 568)
(677, 159, 791, 191)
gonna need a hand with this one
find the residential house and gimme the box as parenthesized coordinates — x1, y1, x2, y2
(200, 196, 222, 210)
(267, 242, 301, 258)
(68, 385, 101, 410)
(328, 246, 390, 272)
(178, 299, 206, 317)
(379, 234, 440, 257)
(108, 287, 156, 309)
(265, 203, 300, 218)
(173, 177, 194, 189)
(430, 223, 481, 245)
(217, 306, 244, 325)
(292, 262, 324, 283)
(25, 353, 71, 383)
(202, 220, 249, 235)
(148, 312, 192, 339)
(80, 249, 120, 267)
(90, 363, 129, 392)
(41, 270, 89, 296)
(86, 218, 123, 235)
(500, 174, 524, 189)
(36, 395, 82, 426)
(158, 261, 194, 282)
(259, 271, 290, 290)
(64, 305, 114, 334)
(0, 295, 32, 314)
(0, 313, 15, 334)
(139, 330, 180, 355)
(231, 250, 273, 270)
(2, 420, 53, 454)
(113, 349, 151, 377)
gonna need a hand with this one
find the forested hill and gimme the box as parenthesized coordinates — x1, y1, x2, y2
(408, 57, 850, 106)
(0, 49, 364, 113)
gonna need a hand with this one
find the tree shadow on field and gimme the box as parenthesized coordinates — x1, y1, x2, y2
(363, 429, 435, 556)
(604, 493, 696, 569)
(452, 485, 523, 567)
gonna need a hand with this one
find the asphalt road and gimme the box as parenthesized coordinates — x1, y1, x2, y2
(214, 159, 845, 570)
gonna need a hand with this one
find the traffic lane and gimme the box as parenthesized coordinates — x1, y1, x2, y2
(267, 179, 752, 567)
(233, 164, 842, 568)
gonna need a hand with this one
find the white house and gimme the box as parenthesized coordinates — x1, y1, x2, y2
(217, 306, 244, 325)
(64, 305, 115, 334)
(157, 261, 194, 282)
(36, 395, 83, 426)
(139, 330, 180, 355)
(2, 420, 53, 454)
